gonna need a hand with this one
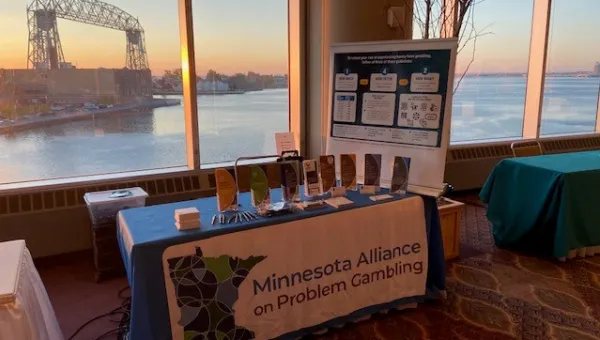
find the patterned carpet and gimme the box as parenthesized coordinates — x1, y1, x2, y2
(311, 203, 600, 340)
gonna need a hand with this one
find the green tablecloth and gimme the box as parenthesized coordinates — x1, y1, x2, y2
(480, 150, 600, 258)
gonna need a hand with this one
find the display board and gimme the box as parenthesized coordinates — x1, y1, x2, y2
(326, 39, 457, 196)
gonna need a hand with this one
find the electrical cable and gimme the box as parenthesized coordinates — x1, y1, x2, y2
(67, 286, 131, 340)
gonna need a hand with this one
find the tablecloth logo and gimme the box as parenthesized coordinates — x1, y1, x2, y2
(167, 247, 266, 340)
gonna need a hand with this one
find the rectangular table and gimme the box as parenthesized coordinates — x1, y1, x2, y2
(117, 189, 445, 340)
(0, 240, 63, 340)
(480, 150, 600, 259)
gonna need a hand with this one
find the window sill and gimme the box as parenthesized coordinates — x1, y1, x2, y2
(0, 166, 194, 195)
(449, 132, 599, 149)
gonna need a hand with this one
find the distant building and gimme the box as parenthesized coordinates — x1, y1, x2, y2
(197, 79, 229, 92)
(594, 62, 600, 75)
(0, 68, 152, 104)
(274, 75, 288, 88)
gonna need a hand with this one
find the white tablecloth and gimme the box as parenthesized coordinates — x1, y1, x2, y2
(0, 240, 63, 340)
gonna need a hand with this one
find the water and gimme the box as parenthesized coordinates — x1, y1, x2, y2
(1, 78, 598, 184)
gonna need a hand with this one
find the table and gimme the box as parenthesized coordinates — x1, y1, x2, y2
(480, 150, 600, 259)
(117, 190, 445, 340)
(0, 240, 63, 340)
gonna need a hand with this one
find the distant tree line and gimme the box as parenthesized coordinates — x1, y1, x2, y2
(155, 69, 288, 91)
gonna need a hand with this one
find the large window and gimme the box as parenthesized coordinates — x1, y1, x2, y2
(540, 0, 600, 136)
(450, 0, 534, 143)
(0, 1, 185, 184)
(192, 0, 289, 167)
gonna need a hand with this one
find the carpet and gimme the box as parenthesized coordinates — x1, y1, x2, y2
(309, 203, 600, 340)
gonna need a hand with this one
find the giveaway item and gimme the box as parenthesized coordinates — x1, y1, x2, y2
(257, 201, 295, 217)
(303, 159, 322, 197)
(174, 207, 200, 222)
(319, 155, 336, 192)
(215, 168, 238, 211)
(391, 156, 411, 194)
(250, 165, 271, 207)
(340, 154, 357, 190)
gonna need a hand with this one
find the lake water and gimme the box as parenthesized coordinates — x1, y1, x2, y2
(1, 78, 598, 184)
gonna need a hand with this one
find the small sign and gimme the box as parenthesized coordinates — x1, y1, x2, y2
(331, 186, 346, 197)
(275, 132, 296, 156)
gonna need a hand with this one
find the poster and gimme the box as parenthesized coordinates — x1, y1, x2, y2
(162, 197, 428, 340)
(326, 39, 457, 196)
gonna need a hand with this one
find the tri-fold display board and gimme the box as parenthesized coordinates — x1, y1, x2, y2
(326, 39, 458, 197)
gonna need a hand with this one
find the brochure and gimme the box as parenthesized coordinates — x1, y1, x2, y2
(303, 159, 322, 197)
(340, 154, 357, 190)
(215, 168, 238, 211)
(250, 165, 271, 207)
(390, 156, 411, 194)
(319, 155, 336, 192)
(280, 161, 300, 201)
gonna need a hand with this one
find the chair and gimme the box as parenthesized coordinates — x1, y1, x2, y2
(510, 140, 543, 157)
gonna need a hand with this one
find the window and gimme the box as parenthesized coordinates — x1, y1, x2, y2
(540, 0, 600, 136)
(450, 0, 534, 143)
(192, 0, 290, 167)
(0, 1, 185, 184)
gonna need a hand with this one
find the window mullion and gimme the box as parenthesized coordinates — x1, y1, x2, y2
(522, 0, 552, 139)
(178, 0, 200, 169)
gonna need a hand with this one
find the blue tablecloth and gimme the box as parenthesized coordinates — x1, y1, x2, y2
(117, 190, 445, 340)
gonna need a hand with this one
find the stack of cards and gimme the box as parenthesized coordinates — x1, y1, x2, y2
(174, 207, 201, 230)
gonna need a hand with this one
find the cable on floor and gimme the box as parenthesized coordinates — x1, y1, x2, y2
(67, 286, 131, 340)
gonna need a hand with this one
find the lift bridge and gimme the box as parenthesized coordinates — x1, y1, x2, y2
(27, 0, 149, 70)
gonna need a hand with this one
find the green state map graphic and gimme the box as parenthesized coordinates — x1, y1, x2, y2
(167, 247, 266, 340)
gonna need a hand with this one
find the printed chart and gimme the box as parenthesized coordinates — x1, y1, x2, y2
(329, 49, 451, 148)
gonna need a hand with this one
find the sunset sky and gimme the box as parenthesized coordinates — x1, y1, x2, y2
(0, 0, 598, 76)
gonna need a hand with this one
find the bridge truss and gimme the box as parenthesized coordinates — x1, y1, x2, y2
(27, 0, 149, 70)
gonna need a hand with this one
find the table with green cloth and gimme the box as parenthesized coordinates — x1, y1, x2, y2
(480, 150, 600, 259)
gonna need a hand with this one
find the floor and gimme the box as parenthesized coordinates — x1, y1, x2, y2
(36, 196, 600, 340)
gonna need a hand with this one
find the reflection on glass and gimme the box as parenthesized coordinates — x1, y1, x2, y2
(540, 0, 600, 136)
(450, 0, 533, 143)
(192, 0, 290, 167)
(0, 1, 185, 184)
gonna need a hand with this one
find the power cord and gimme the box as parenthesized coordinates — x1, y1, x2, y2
(67, 286, 131, 340)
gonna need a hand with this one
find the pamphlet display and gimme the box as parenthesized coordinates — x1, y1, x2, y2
(302, 160, 322, 197)
(215, 168, 238, 211)
(280, 162, 300, 202)
(319, 155, 336, 192)
(250, 165, 271, 207)
(340, 154, 357, 190)
(364, 153, 382, 187)
(391, 156, 411, 194)
(326, 39, 457, 196)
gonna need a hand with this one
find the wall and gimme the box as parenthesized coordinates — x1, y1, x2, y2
(306, 0, 413, 158)
(0, 189, 210, 258)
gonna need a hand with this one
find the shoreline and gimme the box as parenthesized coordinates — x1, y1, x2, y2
(152, 88, 273, 96)
(0, 98, 181, 134)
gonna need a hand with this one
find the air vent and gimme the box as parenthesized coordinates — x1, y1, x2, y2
(0, 173, 213, 217)
(448, 144, 512, 162)
(541, 136, 600, 154)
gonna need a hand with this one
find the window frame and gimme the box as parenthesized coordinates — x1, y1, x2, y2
(445, 0, 600, 146)
(0, 0, 304, 192)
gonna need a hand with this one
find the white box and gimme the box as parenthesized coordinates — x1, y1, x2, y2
(84, 187, 148, 225)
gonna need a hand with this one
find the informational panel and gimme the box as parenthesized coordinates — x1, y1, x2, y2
(326, 39, 457, 196)
(162, 197, 428, 340)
